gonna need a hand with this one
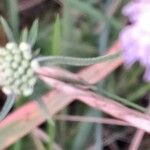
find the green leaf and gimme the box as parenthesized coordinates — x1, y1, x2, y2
(0, 94, 15, 121)
(99, 88, 145, 112)
(28, 19, 39, 47)
(20, 28, 28, 42)
(62, 0, 74, 42)
(73, 110, 100, 150)
(35, 98, 55, 150)
(0, 16, 15, 42)
(51, 15, 61, 55)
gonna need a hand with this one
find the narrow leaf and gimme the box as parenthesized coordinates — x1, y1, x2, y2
(0, 94, 15, 121)
(28, 19, 39, 47)
(0, 16, 15, 42)
(5, 0, 19, 39)
(67, 0, 121, 28)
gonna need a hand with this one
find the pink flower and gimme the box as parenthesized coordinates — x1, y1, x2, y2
(119, 0, 150, 81)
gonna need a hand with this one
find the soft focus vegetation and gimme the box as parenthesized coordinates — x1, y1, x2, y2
(0, 0, 150, 150)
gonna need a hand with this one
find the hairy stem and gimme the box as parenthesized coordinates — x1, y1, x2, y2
(36, 52, 120, 66)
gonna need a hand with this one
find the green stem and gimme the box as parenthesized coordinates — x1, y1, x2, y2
(36, 52, 120, 66)
(99, 89, 145, 112)
(36, 98, 55, 150)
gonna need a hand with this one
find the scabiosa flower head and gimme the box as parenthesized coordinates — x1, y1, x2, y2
(0, 42, 39, 96)
(123, 0, 150, 23)
(119, 0, 150, 81)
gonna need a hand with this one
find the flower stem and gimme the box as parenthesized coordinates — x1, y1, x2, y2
(36, 52, 121, 66)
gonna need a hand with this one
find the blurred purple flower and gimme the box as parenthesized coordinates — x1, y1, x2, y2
(119, 0, 150, 81)
(123, 0, 150, 22)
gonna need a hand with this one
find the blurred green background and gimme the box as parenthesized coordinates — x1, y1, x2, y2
(0, 0, 150, 150)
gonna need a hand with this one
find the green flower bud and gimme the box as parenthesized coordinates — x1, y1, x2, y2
(0, 42, 39, 96)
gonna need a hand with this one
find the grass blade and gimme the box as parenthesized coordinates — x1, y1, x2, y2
(99, 88, 145, 112)
(68, 0, 121, 28)
(72, 110, 99, 150)
(51, 15, 61, 55)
